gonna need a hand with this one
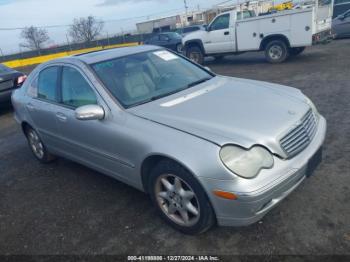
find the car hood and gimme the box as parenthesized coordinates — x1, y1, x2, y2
(129, 76, 310, 157)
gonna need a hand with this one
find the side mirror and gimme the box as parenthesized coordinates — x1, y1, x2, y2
(75, 105, 105, 121)
(338, 15, 345, 20)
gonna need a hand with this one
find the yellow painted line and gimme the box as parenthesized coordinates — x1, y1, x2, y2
(3, 42, 139, 69)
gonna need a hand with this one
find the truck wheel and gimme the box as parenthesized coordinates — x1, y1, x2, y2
(289, 47, 305, 56)
(265, 40, 289, 63)
(148, 160, 215, 234)
(187, 46, 204, 65)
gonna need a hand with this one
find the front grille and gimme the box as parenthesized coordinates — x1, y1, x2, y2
(280, 109, 317, 158)
(0, 80, 14, 91)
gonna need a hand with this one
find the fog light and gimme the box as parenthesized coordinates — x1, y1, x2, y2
(213, 190, 238, 200)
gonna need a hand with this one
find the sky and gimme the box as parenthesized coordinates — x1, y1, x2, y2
(0, 0, 230, 55)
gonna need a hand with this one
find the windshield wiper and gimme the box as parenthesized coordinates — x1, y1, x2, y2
(186, 77, 213, 89)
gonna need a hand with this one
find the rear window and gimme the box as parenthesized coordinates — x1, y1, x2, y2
(183, 27, 199, 33)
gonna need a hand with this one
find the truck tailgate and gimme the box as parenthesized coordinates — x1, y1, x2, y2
(314, 2, 333, 33)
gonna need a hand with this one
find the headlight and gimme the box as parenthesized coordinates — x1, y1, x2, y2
(219, 145, 274, 179)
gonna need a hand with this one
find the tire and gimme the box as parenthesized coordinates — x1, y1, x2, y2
(25, 126, 56, 163)
(186, 46, 204, 65)
(176, 43, 183, 53)
(264, 40, 289, 63)
(148, 160, 215, 234)
(289, 47, 305, 56)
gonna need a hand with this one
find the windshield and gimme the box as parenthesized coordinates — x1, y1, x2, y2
(91, 50, 213, 108)
(168, 32, 182, 39)
(0, 64, 13, 74)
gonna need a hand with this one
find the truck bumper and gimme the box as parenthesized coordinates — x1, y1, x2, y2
(312, 29, 333, 45)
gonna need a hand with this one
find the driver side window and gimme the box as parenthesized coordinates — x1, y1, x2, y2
(210, 14, 230, 31)
(61, 66, 97, 108)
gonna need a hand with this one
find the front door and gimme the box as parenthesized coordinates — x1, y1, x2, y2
(204, 13, 235, 54)
(53, 65, 131, 181)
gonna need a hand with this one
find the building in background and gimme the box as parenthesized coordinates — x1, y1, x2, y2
(136, 15, 182, 34)
(136, 1, 276, 33)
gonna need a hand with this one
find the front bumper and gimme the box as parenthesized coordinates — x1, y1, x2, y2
(198, 116, 327, 227)
(312, 30, 333, 45)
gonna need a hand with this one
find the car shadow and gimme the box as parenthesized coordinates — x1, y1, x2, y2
(204, 50, 326, 67)
(0, 102, 13, 116)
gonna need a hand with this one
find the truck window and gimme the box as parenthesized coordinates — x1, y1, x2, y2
(237, 10, 256, 20)
(319, 0, 332, 5)
(209, 14, 230, 31)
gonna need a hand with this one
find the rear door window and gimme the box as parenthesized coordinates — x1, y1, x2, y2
(38, 66, 59, 102)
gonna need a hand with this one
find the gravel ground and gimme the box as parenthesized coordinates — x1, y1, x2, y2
(0, 39, 349, 256)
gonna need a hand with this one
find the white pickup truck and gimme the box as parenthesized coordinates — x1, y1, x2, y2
(182, 1, 334, 64)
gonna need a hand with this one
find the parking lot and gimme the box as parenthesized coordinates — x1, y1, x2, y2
(0, 39, 349, 256)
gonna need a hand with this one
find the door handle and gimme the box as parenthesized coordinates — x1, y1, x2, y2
(56, 112, 67, 122)
(26, 103, 35, 111)
(224, 31, 230, 35)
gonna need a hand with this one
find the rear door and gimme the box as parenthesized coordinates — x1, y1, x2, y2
(204, 13, 235, 54)
(158, 34, 172, 49)
(26, 66, 61, 149)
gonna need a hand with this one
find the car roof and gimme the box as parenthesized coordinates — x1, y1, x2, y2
(72, 45, 161, 65)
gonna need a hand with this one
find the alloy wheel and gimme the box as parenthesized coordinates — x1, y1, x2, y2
(27, 129, 44, 159)
(155, 174, 200, 227)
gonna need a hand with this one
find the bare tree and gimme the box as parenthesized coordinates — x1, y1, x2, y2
(20, 26, 50, 55)
(69, 16, 104, 43)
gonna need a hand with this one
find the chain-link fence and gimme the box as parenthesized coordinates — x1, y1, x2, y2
(0, 33, 155, 63)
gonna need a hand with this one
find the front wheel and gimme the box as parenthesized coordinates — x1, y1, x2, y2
(265, 40, 289, 63)
(176, 43, 183, 53)
(148, 160, 215, 234)
(289, 47, 305, 56)
(186, 46, 204, 65)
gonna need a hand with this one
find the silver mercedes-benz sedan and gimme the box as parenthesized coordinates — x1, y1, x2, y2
(12, 45, 326, 234)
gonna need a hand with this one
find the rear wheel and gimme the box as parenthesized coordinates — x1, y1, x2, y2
(265, 40, 289, 63)
(289, 47, 305, 56)
(25, 127, 56, 163)
(186, 46, 204, 65)
(148, 160, 215, 234)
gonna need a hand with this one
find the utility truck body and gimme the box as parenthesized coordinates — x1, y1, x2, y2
(183, 0, 333, 63)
